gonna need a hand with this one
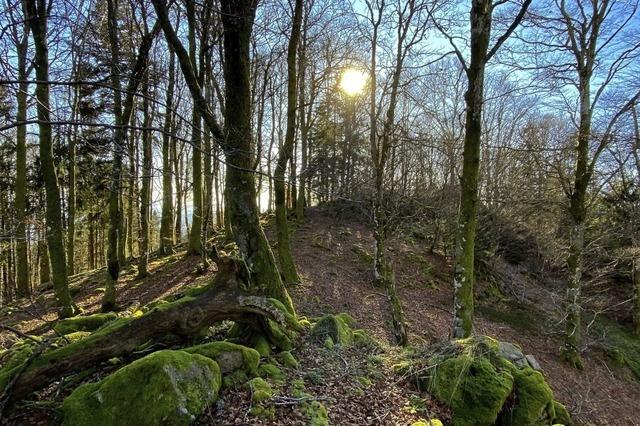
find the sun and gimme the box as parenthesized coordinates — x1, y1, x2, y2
(339, 68, 367, 96)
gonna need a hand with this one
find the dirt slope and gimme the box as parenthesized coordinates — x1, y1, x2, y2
(2, 206, 639, 425)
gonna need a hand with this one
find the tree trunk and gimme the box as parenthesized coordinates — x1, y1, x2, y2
(186, 0, 204, 256)
(451, 0, 492, 339)
(561, 77, 591, 370)
(274, 0, 303, 286)
(137, 75, 152, 278)
(159, 50, 176, 255)
(25, 0, 75, 317)
(14, 20, 30, 297)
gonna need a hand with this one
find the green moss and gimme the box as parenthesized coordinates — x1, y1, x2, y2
(324, 337, 334, 349)
(257, 362, 285, 383)
(278, 351, 299, 368)
(499, 367, 555, 425)
(0, 341, 37, 387)
(552, 401, 571, 425)
(477, 303, 541, 334)
(245, 377, 274, 403)
(183, 341, 260, 375)
(291, 387, 329, 426)
(411, 420, 443, 426)
(351, 245, 373, 264)
(222, 369, 249, 388)
(405, 337, 571, 426)
(590, 316, 640, 380)
(429, 354, 514, 425)
(254, 335, 272, 357)
(312, 313, 356, 346)
(61, 350, 221, 426)
(53, 313, 119, 335)
(250, 404, 275, 420)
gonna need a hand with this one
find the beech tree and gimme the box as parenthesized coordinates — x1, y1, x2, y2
(432, 0, 532, 338)
(24, 0, 76, 317)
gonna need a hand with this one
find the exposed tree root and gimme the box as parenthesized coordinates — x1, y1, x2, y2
(0, 256, 299, 406)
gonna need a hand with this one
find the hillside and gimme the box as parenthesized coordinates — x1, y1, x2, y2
(1, 206, 639, 425)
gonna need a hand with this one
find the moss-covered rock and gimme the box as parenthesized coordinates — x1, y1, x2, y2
(405, 336, 570, 426)
(61, 350, 221, 426)
(312, 313, 356, 346)
(291, 386, 329, 426)
(254, 335, 272, 357)
(257, 362, 286, 383)
(53, 313, 118, 335)
(183, 341, 260, 375)
(245, 377, 274, 403)
(278, 351, 299, 368)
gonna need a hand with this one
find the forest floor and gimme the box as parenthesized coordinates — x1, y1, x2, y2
(2, 205, 640, 425)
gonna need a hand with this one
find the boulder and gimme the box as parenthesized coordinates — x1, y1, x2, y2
(182, 341, 260, 375)
(61, 350, 221, 426)
(404, 336, 571, 426)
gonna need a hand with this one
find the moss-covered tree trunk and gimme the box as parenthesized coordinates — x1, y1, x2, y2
(274, 0, 303, 286)
(451, 0, 492, 339)
(159, 50, 176, 255)
(152, 0, 296, 315)
(14, 18, 30, 297)
(25, 0, 75, 317)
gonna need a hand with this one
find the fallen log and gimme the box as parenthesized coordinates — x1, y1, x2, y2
(0, 257, 298, 405)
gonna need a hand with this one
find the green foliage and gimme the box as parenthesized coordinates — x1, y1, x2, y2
(53, 312, 119, 335)
(60, 350, 221, 426)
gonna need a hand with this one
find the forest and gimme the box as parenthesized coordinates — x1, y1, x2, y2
(0, 0, 639, 424)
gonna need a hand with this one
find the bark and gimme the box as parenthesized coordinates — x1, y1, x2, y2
(159, 50, 176, 255)
(14, 15, 30, 297)
(137, 76, 152, 278)
(102, 10, 158, 310)
(152, 0, 296, 314)
(295, 18, 309, 220)
(25, 0, 75, 317)
(186, 0, 204, 256)
(451, 1, 491, 339)
(274, 0, 303, 286)
(2, 257, 299, 406)
(634, 258, 640, 336)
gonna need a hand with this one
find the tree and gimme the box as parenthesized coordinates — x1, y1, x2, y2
(159, 49, 176, 255)
(530, 0, 640, 367)
(9, 0, 32, 297)
(24, 0, 76, 317)
(274, 0, 303, 286)
(102, 0, 158, 311)
(151, 0, 295, 314)
(433, 0, 532, 338)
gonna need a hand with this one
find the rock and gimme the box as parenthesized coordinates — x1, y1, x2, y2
(61, 350, 221, 426)
(405, 336, 570, 426)
(311, 313, 357, 346)
(526, 354, 542, 371)
(183, 341, 260, 375)
(498, 341, 526, 363)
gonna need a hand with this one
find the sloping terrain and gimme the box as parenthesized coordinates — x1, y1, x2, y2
(1, 206, 639, 425)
